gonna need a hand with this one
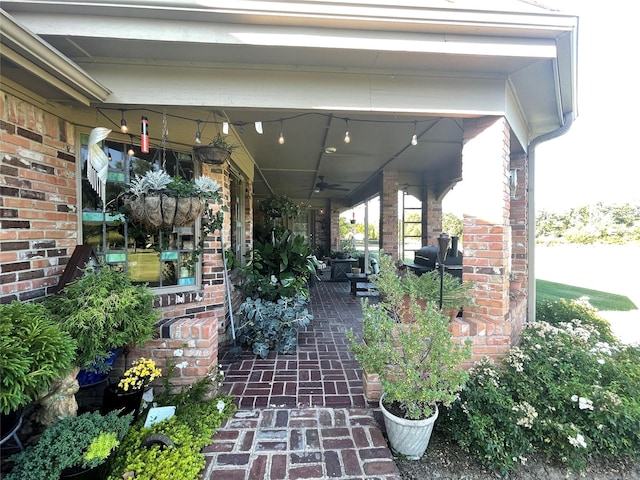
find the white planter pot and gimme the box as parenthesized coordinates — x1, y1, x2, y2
(379, 393, 438, 460)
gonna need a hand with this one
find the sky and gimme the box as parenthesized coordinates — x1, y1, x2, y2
(535, 0, 640, 212)
(445, 0, 639, 214)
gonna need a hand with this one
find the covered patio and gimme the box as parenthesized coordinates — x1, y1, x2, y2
(210, 271, 401, 480)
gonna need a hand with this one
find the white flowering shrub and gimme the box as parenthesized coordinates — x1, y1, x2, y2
(443, 299, 640, 475)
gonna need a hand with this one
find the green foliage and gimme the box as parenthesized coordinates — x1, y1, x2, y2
(0, 301, 76, 414)
(442, 304, 640, 475)
(43, 265, 160, 372)
(107, 394, 235, 480)
(84, 432, 120, 464)
(373, 253, 474, 315)
(208, 132, 239, 152)
(442, 213, 463, 240)
(258, 194, 301, 225)
(238, 230, 319, 301)
(536, 202, 640, 245)
(348, 298, 472, 420)
(7, 410, 132, 480)
(536, 298, 618, 344)
(237, 295, 313, 358)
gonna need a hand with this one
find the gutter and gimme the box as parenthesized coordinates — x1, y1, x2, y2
(526, 112, 573, 322)
(0, 9, 111, 104)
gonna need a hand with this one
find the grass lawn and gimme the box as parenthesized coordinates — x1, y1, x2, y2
(536, 279, 638, 311)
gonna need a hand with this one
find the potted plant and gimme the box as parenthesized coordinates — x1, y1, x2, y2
(6, 410, 132, 480)
(235, 230, 319, 358)
(42, 265, 160, 385)
(102, 357, 162, 420)
(373, 253, 474, 322)
(347, 298, 472, 459)
(192, 132, 239, 164)
(123, 169, 222, 229)
(258, 194, 301, 219)
(0, 301, 76, 438)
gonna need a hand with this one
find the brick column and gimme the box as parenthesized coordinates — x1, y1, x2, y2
(457, 116, 512, 363)
(380, 171, 399, 260)
(422, 187, 441, 247)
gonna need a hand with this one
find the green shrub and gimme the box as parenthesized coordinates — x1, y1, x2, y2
(443, 311, 640, 475)
(0, 301, 76, 414)
(7, 410, 132, 480)
(43, 265, 159, 372)
(107, 394, 235, 480)
(536, 298, 617, 344)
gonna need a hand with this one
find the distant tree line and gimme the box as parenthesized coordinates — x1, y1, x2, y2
(536, 202, 640, 245)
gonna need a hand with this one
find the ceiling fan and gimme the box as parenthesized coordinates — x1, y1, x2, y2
(314, 176, 349, 192)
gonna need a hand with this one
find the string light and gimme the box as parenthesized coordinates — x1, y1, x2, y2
(411, 121, 418, 146)
(343, 119, 351, 144)
(255, 121, 263, 134)
(195, 120, 202, 144)
(127, 135, 135, 156)
(278, 121, 285, 145)
(120, 109, 128, 134)
(222, 122, 229, 135)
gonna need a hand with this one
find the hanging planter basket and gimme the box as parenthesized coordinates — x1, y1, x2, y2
(124, 194, 206, 229)
(192, 145, 231, 165)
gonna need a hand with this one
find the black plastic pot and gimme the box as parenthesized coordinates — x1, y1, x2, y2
(101, 384, 143, 420)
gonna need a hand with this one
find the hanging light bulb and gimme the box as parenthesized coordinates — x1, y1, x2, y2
(120, 109, 128, 134)
(127, 135, 135, 156)
(278, 121, 285, 145)
(255, 121, 263, 134)
(222, 122, 229, 135)
(411, 121, 418, 146)
(343, 119, 351, 144)
(195, 120, 202, 144)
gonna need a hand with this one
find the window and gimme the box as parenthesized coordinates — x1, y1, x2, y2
(400, 191, 422, 262)
(80, 136, 199, 289)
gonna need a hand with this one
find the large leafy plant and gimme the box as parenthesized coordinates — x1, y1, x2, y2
(0, 301, 76, 414)
(238, 230, 319, 301)
(43, 265, 159, 372)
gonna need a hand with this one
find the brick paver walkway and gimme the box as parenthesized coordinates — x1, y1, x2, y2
(204, 272, 401, 479)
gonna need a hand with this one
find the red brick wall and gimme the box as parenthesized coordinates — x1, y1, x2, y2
(1, 90, 77, 303)
(1, 89, 229, 387)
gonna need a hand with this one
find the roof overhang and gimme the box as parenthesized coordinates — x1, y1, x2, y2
(0, 9, 111, 105)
